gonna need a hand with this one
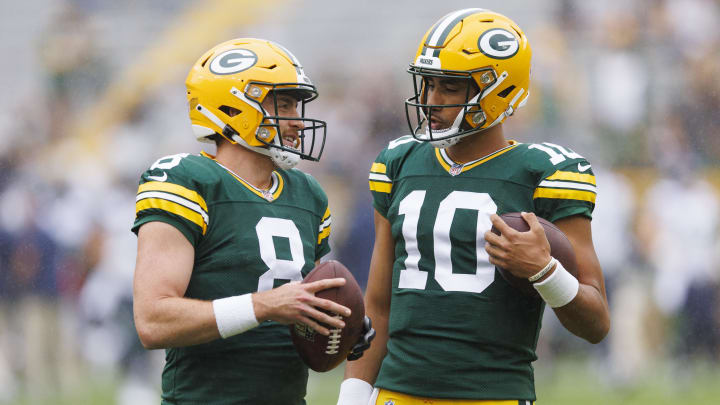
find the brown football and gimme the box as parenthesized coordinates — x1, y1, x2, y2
(290, 260, 365, 372)
(490, 212, 578, 297)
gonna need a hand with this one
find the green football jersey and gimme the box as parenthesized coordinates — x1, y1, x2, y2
(368, 137, 596, 401)
(132, 151, 332, 405)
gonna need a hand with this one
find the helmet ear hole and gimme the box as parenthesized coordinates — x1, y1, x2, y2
(497, 85, 516, 98)
(218, 105, 242, 117)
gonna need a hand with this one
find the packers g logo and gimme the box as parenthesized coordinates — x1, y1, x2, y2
(209, 49, 258, 75)
(477, 29, 519, 59)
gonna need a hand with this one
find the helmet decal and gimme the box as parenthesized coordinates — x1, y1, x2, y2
(270, 41, 312, 84)
(478, 29, 519, 59)
(421, 8, 484, 58)
(209, 49, 258, 75)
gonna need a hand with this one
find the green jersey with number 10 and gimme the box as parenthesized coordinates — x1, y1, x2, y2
(132, 152, 331, 405)
(368, 137, 596, 401)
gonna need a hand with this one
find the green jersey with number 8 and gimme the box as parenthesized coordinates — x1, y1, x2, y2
(368, 136, 596, 401)
(132, 152, 331, 405)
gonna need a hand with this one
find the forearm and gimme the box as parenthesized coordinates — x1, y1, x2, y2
(344, 308, 388, 384)
(552, 283, 610, 343)
(135, 296, 221, 349)
(547, 215, 610, 344)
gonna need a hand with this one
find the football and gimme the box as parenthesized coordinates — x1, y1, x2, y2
(490, 212, 578, 297)
(290, 260, 365, 372)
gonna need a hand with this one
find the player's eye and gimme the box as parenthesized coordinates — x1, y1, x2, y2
(442, 82, 462, 92)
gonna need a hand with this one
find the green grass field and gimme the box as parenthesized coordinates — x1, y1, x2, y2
(4, 358, 720, 404)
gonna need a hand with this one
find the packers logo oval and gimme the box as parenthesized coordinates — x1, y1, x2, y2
(209, 49, 258, 75)
(477, 28, 519, 59)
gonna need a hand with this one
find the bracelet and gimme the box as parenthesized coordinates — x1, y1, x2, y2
(528, 257, 557, 283)
(532, 260, 579, 308)
(212, 293, 259, 339)
(336, 378, 374, 405)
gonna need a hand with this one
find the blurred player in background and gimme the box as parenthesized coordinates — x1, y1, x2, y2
(337, 9, 610, 405)
(131, 38, 371, 404)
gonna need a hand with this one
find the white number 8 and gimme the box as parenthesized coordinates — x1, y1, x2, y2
(255, 217, 305, 292)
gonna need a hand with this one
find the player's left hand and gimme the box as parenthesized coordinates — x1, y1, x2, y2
(484, 212, 552, 279)
(346, 316, 375, 361)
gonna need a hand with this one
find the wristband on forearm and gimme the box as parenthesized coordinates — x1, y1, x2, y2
(212, 293, 259, 339)
(532, 260, 579, 308)
(337, 378, 374, 405)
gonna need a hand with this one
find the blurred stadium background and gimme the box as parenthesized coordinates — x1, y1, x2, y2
(1, 0, 720, 403)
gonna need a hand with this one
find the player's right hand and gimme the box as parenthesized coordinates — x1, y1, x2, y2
(252, 278, 351, 336)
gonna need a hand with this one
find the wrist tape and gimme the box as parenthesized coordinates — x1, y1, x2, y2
(532, 260, 579, 308)
(337, 378, 373, 405)
(212, 293, 259, 339)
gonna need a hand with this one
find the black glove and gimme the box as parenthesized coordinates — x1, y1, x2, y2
(347, 316, 375, 361)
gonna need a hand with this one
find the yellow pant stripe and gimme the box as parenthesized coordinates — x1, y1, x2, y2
(375, 389, 533, 405)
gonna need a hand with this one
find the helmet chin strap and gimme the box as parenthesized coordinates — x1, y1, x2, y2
(230, 134, 300, 170)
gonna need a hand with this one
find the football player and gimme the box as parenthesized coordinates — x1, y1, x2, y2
(337, 9, 610, 405)
(132, 38, 372, 404)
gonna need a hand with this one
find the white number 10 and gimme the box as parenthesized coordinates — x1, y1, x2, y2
(398, 191, 497, 294)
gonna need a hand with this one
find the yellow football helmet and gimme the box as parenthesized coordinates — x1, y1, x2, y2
(186, 38, 326, 169)
(405, 9, 532, 147)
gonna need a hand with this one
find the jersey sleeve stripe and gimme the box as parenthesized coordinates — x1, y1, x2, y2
(369, 173, 392, 182)
(137, 191, 210, 224)
(317, 207, 331, 244)
(533, 187, 596, 203)
(537, 180, 597, 193)
(136, 198, 208, 234)
(138, 181, 208, 211)
(370, 162, 387, 174)
(369, 181, 392, 193)
(318, 217, 332, 232)
(545, 170, 596, 185)
(317, 225, 331, 244)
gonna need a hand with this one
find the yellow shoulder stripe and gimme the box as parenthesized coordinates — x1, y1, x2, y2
(369, 181, 392, 193)
(370, 162, 387, 174)
(138, 181, 208, 212)
(546, 170, 596, 185)
(136, 198, 207, 234)
(533, 188, 596, 203)
(322, 206, 331, 221)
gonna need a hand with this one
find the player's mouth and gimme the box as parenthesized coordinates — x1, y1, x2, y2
(429, 117, 447, 131)
(282, 134, 300, 149)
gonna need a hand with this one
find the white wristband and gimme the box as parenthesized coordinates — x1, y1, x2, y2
(532, 260, 579, 308)
(528, 257, 558, 283)
(337, 378, 373, 405)
(212, 293, 259, 339)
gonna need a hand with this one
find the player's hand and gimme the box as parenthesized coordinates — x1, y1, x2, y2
(483, 212, 552, 279)
(252, 278, 351, 336)
(347, 316, 375, 361)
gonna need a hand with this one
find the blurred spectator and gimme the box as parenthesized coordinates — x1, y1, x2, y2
(0, 186, 61, 400)
(591, 168, 652, 385)
(38, 1, 107, 140)
(640, 161, 720, 360)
